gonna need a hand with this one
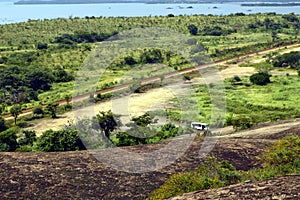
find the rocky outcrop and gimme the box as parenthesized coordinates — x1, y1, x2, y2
(1, 122, 299, 199)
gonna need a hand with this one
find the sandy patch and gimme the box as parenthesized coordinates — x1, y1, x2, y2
(25, 87, 177, 136)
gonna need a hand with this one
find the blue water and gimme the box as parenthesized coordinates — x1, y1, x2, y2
(1, 1, 300, 24)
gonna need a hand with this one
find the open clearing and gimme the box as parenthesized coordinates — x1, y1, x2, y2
(25, 87, 177, 136)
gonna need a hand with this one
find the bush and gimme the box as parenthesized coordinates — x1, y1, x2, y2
(263, 135, 300, 167)
(233, 75, 241, 82)
(187, 24, 198, 35)
(16, 120, 28, 128)
(250, 71, 271, 85)
(149, 157, 241, 200)
(15, 145, 34, 152)
(115, 123, 180, 147)
(0, 116, 8, 132)
(231, 115, 254, 130)
(33, 105, 44, 116)
(150, 135, 300, 200)
(36, 129, 86, 152)
(18, 130, 36, 146)
(37, 42, 48, 50)
(0, 127, 19, 152)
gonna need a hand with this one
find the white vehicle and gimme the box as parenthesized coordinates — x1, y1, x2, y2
(191, 122, 209, 131)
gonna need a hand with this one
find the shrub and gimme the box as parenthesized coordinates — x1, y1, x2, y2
(37, 42, 48, 50)
(233, 75, 241, 82)
(231, 115, 254, 130)
(16, 120, 28, 128)
(36, 129, 86, 152)
(0, 127, 19, 152)
(15, 145, 34, 152)
(149, 157, 241, 200)
(263, 135, 300, 167)
(18, 130, 36, 146)
(273, 51, 300, 68)
(250, 71, 271, 85)
(33, 105, 44, 116)
(150, 135, 300, 200)
(0, 116, 8, 132)
(187, 24, 198, 35)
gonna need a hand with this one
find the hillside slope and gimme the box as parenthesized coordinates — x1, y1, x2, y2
(1, 120, 299, 199)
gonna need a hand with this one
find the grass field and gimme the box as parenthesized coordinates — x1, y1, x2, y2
(164, 74, 300, 128)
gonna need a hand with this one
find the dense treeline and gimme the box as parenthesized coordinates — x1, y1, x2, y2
(272, 51, 300, 68)
(0, 64, 73, 104)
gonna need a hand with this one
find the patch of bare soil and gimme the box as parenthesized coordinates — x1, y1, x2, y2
(24, 86, 177, 136)
(220, 65, 255, 79)
(2, 121, 300, 199)
(168, 175, 300, 200)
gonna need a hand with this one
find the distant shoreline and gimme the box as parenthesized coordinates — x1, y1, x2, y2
(14, 0, 213, 5)
(241, 3, 300, 7)
(14, 0, 300, 6)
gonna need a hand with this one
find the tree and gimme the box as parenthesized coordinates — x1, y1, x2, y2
(273, 51, 300, 68)
(264, 17, 272, 29)
(46, 102, 59, 118)
(0, 104, 4, 114)
(140, 49, 163, 64)
(231, 115, 254, 130)
(271, 31, 278, 42)
(65, 94, 71, 104)
(95, 110, 119, 139)
(33, 105, 44, 117)
(250, 71, 271, 86)
(131, 112, 153, 127)
(36, 129, 85, 152)
(187, 24, 198, 35)
(0, 116, 8, 132)
(10, 104, 22, 125)
(18, 130, 36, 146)
(37, 42, 48, 50)
(0, 127, 18, 151)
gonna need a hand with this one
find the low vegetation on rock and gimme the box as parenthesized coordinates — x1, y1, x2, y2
(149, 135, 300, 200)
